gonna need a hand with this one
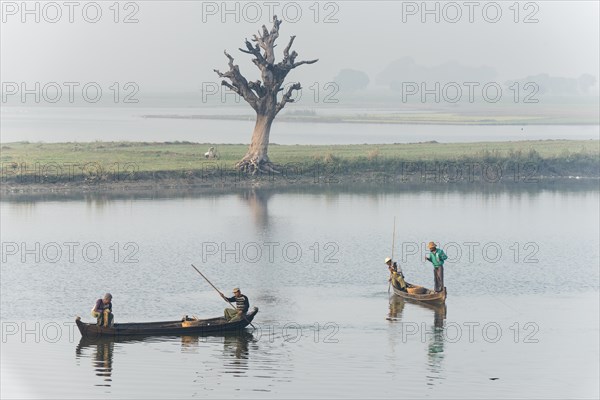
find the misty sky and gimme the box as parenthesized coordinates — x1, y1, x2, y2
(1, 1, 599, 93)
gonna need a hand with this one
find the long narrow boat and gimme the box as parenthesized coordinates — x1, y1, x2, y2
(391, 281, 447, 305)
(76, 307, 258, 339)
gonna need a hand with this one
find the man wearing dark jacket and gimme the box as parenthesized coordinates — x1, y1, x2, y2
(91, 293, 113, 327)
(221, 288, 249, 322)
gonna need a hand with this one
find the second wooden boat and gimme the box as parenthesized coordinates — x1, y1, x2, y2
(391, 281, 447, 305)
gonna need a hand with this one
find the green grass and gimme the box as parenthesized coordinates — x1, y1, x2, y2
(1, 140, 598, 182)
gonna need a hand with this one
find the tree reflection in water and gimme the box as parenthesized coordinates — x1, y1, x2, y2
(76, 331, 256, 388)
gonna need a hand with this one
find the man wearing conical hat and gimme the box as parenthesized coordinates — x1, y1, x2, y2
(425, 242, 447, 292)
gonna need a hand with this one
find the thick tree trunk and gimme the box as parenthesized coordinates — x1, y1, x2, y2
(247, 113, 273, 163)
(236, 113, 278, 174)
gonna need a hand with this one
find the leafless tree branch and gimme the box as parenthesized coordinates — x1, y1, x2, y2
(276, 83, 301, 114)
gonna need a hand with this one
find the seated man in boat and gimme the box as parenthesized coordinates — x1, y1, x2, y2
(385, 257, 407, 291)
(91, 293, 113, 327)
(220, 287, 249, 322)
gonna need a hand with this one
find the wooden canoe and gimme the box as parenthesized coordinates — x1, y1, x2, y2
(391, 281, 447, 305)
(76, 307, 258, 339)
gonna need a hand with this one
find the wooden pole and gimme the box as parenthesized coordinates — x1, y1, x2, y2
(391, 216, 396, 260)
(388, 216, 396, 293)
(191, 264, 236, 309)
(191, 264, 256, 329)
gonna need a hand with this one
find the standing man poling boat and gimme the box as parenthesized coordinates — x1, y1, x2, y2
(425, 242, 448, 292)
(220, 288, 250, 322)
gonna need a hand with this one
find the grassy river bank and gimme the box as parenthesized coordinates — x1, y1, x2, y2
(1, 140, 598, 194)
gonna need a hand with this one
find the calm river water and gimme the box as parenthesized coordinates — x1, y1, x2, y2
(2, 106, 598, 144)
(1, 185, 599, 398)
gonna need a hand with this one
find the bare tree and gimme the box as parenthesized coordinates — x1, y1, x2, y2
(214, 16, 318, 174)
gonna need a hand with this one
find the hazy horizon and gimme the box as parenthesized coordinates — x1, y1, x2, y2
(2, 1, 599, 94)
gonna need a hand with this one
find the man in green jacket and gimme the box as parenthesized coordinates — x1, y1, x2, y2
(425, 242, 447, 292)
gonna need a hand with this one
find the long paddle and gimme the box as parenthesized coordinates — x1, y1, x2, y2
(388, 216, 396, 293)
(191, 264, 256, 329)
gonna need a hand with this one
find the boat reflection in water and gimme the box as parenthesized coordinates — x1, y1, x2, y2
(388, 296, 448, 386)
(76, 331, 257, 388)
(76, 337, 116, 387)
(180, 331, 255, 359)
(222, 331, 253, 360)
(388, 296, 405, 321)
